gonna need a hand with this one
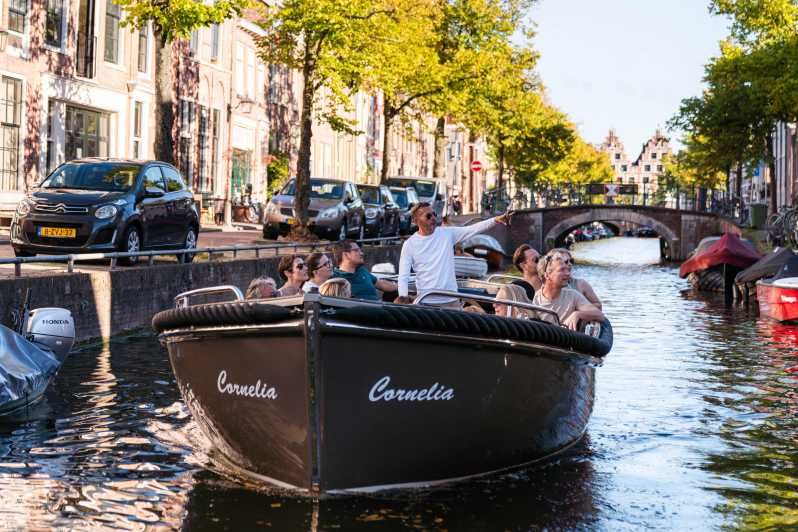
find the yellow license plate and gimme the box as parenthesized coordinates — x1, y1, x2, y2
(38, 227, 77, 238)
(285, 217, 296, 225)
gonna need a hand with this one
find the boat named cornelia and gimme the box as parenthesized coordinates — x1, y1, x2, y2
(152, 285, 613, 494)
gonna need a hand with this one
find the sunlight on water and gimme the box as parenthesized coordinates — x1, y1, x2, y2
(570, 237, 662, 265)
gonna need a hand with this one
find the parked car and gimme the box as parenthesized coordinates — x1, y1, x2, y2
(356, 184, 400, 237)
(10, 159, 200, 265)
(386, 177, 446, 223)
(263, 178, 365, 240)
(390, 186, 420, 235)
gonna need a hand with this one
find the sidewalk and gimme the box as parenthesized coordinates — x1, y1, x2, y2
(200, 222, 262, 233)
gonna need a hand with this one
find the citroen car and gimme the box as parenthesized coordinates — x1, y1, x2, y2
(356, 184, 400, 237)
(10, 159, 200, 264)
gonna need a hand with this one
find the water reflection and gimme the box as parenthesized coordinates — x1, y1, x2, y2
(0, 239, 796, 529)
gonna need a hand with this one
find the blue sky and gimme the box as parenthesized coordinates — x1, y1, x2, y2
(528, 0, 730, 153)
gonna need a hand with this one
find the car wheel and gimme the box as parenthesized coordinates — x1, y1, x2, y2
(13, 248, 34, 257)
(263, 224, 279, 240)
(179, 227, 197, 264)
(338, 222, 347, 241)
(119, 226, 141, 266)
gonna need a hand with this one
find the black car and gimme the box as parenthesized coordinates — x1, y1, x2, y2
(390, 186, 420, 235)
(11, 159, 200, 264)
(356, 184, 400, 237)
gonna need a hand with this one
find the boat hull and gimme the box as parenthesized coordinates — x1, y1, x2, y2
(756, 281, 798, 323)
(163, 315, 599, 493)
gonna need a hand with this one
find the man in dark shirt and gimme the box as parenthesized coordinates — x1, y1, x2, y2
(333, 240, 397, 300)
(511, 244, 542, 300)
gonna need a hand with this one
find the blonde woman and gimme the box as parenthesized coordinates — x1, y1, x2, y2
(245, 277, 277, 300)
(547, 248, 602, 309)
(319, 278, 351, 298)
(493, 283, 533, 319)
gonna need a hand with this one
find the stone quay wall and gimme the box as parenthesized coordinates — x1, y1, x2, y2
(0, 245, 402, 342)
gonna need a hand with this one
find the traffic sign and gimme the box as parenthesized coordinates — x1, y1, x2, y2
(605, 184, 619, 197)
(470, 160, 483, 172)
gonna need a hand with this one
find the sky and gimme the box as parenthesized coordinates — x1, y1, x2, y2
(528, 0, 730, 154)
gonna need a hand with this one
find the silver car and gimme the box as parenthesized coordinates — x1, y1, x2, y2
(263, 178, 366, 240)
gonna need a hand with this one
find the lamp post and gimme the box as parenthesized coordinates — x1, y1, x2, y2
(643, 176, 649, 206)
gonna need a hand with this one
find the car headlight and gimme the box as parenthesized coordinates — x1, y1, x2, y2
(16, 199, 30, 216)
(318, 207, 338, 220)
(265, 202, 277, 214)
(365, 207, 379, 219)
(95, 204, 118, 219)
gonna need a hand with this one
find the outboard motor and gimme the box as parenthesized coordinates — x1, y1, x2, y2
(24, 308, 75, 360)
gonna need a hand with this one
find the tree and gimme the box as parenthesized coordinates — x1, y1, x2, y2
(117, 0, 249, 165)
(258, 0, 396, 238)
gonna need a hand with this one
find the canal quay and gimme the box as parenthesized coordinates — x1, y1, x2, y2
(0, 236, 794, 530)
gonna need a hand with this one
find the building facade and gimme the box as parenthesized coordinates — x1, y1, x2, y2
(600, 128, 672, 198)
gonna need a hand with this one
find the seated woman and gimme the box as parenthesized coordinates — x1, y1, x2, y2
(277, 255, 309, 297)
(533, 252, 605, 330)
(547, 248, 602, 309)
(303, 253, 333, 293)
(319, 278, 351, 298)
(245, 276, 277, 300)
(493, 284, 533, 319)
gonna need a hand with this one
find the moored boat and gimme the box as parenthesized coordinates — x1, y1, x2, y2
(153, 286, 612, 494)
(679, 233, 761, 292)
(756, 254, 798, 323)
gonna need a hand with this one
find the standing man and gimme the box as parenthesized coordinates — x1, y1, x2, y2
(333, 240, 397, 301)
(396, 203, 510, 308)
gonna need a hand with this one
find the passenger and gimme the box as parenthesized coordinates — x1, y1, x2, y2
(276, 255, 308, 297)
(396, 203, 511, 309)
(303, 252, 333, 293)
(533, 253, 605, 330)
(319, 278, 351, 298)
(332, 240, 397, 300)
(493, 283, 533, 319)
(548, 248, 602, 309)
(511, 244, 542, 300)
(245, 276, 277, 300)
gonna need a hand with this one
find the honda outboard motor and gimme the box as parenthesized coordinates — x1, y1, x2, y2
(24, 308, 75, 360)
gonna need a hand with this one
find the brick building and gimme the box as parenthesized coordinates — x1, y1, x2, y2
(600, 128, 672, 199)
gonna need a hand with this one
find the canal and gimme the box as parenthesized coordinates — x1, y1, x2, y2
(0, 237, 795, 530)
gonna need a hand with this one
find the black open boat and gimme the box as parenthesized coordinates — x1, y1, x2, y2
(152, 284, 612, 495)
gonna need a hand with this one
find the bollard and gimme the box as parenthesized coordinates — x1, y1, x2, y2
(14, 262, 20, 277)
(68, 257, 74, 273)
(148, 255, 155, 266)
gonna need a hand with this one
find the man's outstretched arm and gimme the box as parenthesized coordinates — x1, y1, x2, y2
(449, 212, 510, 244)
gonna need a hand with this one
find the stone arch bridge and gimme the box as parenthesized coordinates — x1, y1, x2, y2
(494, 205, 742, 261)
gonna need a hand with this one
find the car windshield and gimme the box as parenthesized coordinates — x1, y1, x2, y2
(40, 162, 141, 191)
(391, 188, 408, 208)
(357, 186, 380, 204)
(386, 179, 436, 198)
(281, 179, 344, 199)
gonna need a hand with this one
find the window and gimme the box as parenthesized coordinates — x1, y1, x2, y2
(143, 166, 166, 193)
(644, 164, 651, 172)
(247, 48, 255, 99)
(210, 23, 220, 61)
(45, 0, 63, 47)
(132, 101, 142, 159)
(179, 100, 194, 180)
(9, 0, 27, 33)
(64, 105, 110, 161)
(235, 46, 244, 95)
(76, 0, 94, 77)
(256, 63, 265, 101)
(138, 27, 148, 73)
(621, 164, 627, 172)
(211, 109, 220, 194)
(0, 77, 22, 191)
(46, 102, 55, 173)
(104, 0, 121, 63)
(651, 152, 657, 159)
(189, 30, 199, 56)
(657, 165, 663, 172)
(198, 106, 209, 192)
(614, 153, 620, 160)
(162, 166, 186, 192)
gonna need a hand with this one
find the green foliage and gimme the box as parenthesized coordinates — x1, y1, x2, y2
(266, 152, 290, 197)
(116, 0, 250, 39)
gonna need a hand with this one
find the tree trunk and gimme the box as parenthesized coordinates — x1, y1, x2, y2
(725, 166, 731, 196)
(698, 187, 707, 212)
(380, 100, 395, 184)
(153, 32, 175, 164)
(496, 143, 505, 212)
(767, 132, 778, 215)
(735, 161, 743, 199)
(291, 45, 316, 240)
(433, 116, 446, 180)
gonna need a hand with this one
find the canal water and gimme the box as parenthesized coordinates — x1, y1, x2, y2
(1, 237, 796, 530)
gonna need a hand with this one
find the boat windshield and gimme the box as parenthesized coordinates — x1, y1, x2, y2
(281, 179, 345, 200)
(40, 162, 141, 191)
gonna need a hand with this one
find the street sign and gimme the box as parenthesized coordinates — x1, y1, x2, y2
(605, 184, 619, 197)
(470, 160, 483, 172)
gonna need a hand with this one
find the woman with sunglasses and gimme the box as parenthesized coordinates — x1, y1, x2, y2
(548, 248, 602, 310)
(276, 254, 309, 297)
(303, 253, 334, 293)
(511, 244, 542, 300)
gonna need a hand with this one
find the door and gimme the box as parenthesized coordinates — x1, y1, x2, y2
(345, 182, 362, 233)
(161, 165, 192, 245)
(381, 186, 398, 232)
(139, 166, 168, 246)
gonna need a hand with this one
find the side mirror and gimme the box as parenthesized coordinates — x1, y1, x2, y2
(436, 193, 443, 201)
(145, 188, 165, 198)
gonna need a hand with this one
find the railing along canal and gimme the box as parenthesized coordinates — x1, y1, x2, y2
(0, 235, 404, 277)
